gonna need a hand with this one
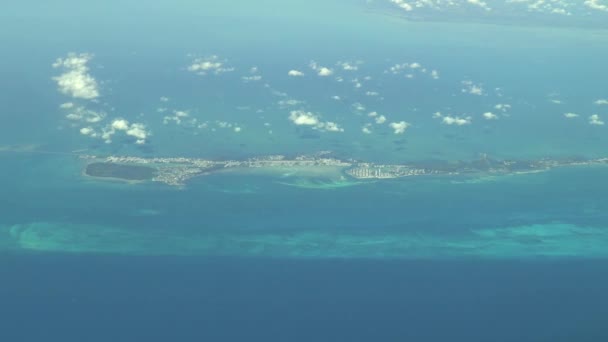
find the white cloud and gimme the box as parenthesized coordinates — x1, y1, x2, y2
(594, 99, 608, 105)
(442, 115, 472, 126)
(278, 99, 304, 107)
(288, 110, 343, 132)
(337, 61, 362, 71)
(79, 127, 96, 136)
(242, 75, 262, 82)
(331, 95, 341, 100)
(494, 103, 511, 112)
(111, 119, 130, 131)
(317, 67, 334, 77)
(60, 102, 74, 109)
(564, 112, 579, 118)
(432, 111, 443, 119)
(234, 126, 242, 132)
(101, 119, 150, 144)
(390, 0, 413, 11)
(375, 115, 387, 124)
(319, 121, 344, 132)
(163, 110, 189, 125)
(389, 121, 411, 134)
(352, 103, 366, 112)
(362, 124, 373, 134)
(52, 53, 99, 100)
(430, 70, 440, 79)
(369, 112, 387, 124)
(289, 110, 319, 126)
(482, 112, 498, 120)
(64, 106, 106, 123)
(462, 80, 484, 95)
(160, 96, 169, 102)
(467, 0, 491, 10)
(585, 0, 608, 12)
(366, 91, 380, 97)
(188, 55, 234, 75)
(288, 70, 305, 77)
(589, 114, 604, 125)
(126, 123, 148, 144)
(309, 61, 333, 76)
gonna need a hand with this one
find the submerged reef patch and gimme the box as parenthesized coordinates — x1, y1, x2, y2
(2, 222, 608, 259)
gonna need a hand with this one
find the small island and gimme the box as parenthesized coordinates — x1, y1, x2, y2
(78, 152, 608, 188)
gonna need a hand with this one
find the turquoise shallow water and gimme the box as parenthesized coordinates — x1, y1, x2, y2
(3, 151, 608, 259)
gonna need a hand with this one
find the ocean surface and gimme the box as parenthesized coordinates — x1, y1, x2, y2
(2, 0, 608, 340)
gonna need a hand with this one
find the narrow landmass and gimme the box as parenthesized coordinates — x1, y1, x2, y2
(79, 152, 608, 187)
(85, 162, 157, 181)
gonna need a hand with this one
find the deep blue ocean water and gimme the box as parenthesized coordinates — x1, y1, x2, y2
(2, 255, 608, 341)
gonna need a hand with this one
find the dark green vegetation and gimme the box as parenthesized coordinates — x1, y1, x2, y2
(85, 162, 157, 181)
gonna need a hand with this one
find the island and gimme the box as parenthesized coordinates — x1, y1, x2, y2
(79, 151, 608, 187)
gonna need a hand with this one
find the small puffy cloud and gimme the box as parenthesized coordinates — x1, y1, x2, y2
(163, 110, 189, 125)
(289, 110, 320, 126)
(319, 121, 344, 132)
(79, 127, 96, 136)
(278, 99, 304, 107)
(352, 102, 366, 112)
(317, 67, 333, 77)
(389, 121, 411, 134)
(462, 80, 484, 95)
(442, 115, 472, 126)
(391, 0, 413, 11)
(482, 112, 498, 120)
(288, 70, 305, 77)
(331, 95, 341, 100)
(337, 61, 362, 71)
(126, 123, 148, 144)
(387, 62, 439, 80)
(362, 124, 372, 134)
(102, 119, 150, 144)
(369, 111, 387, 124)
(366, 91, 379, 97)
(234, 126, 242, 132)
(160, 96, 169, 102)
(432, 111, 443, 119)
(375, 115, 387, 124)
(467, 0, 491, 10)
(242, 75, 262, 82)
(60, 102, 74, 109)
(64, 106, 106, 123)
(594, 99, 608, 105)
(494, 103, 511, 112)
(309, 61, 333, 77)
(288, 110, 343, 132)
(564, 112, 579, 118)
(111, 119, 130, 131)
(242, 67, 262, 82)
(589, 114, 604, 125)
(188, 55, 234, 75)
(585, 0, 608, 12)
(52, 53, 99, 100)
